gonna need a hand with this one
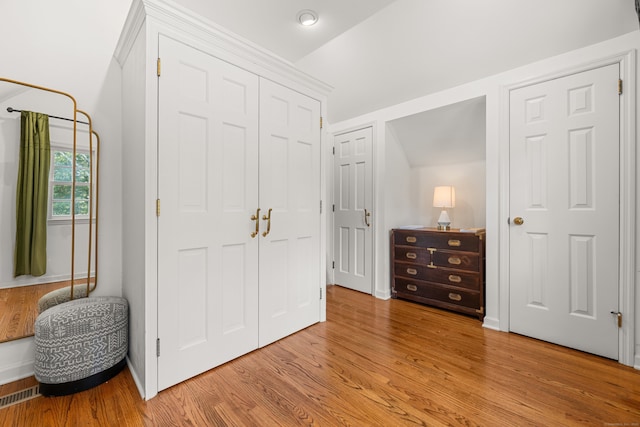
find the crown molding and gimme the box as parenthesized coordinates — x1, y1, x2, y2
(113, 0, 332, 96)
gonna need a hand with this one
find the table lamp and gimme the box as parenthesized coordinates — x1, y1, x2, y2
(433, 186, 455, 230)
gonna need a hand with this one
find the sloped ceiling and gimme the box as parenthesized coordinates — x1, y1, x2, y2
(171, 0, 637, 165)
(174, 0, 397, 62)
(387, 96, 486, 167)
(294, 0, 638, 123)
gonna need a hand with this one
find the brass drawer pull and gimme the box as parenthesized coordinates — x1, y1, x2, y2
(406, 252, 417, 259)
(448, 293, 462, 301)
(406, 284, 417, 292)
(406, 268, 417, 275)
(448, 274, 462, 283)
(448, 256, 462, 265)
(448, 239, 461, 247)
(406, 236, 417, 243)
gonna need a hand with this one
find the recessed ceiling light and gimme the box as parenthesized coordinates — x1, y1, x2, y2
(297, 9, 318, 26)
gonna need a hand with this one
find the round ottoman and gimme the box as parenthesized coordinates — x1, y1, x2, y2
(34, 296, 128, 396)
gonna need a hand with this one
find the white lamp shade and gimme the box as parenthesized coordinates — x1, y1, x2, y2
(433, 186, 456, 208)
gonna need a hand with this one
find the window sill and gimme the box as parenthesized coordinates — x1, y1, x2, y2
(48, 218, 96, 225)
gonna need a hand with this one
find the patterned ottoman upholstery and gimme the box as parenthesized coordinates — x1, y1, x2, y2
(37, 282, 96, 314)
(34, 296, 128, 396)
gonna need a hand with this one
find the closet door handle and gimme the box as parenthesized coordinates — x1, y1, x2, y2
(262, 208, 272, 237)
(250, 208, 261, 238)
(364, 208, 371, 227)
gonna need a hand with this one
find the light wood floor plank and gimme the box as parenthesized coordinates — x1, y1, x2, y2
(0, 279, 94, 343)
(1, 284, 638, 426)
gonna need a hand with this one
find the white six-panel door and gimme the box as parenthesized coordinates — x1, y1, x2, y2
(509, 63, 620, 359)
(333, 127, 373, 294)
(258, 78, 321, 346)
(157, 36, 260, 390)
(157, 37, 322, 391)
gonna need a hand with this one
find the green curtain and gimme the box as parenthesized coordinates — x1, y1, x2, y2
(14, 111, 51, 277)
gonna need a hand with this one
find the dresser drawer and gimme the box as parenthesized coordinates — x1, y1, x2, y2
(393, 246, 430, 265)
(393, 230, 479, 252)
(393, 230, 434, 247)
(393, 262, 433, 281)
(394, 278, 481, 309)
(432, 250, 480, 272)
(425, 268, 480, 291)
(425, 233, 480, 252)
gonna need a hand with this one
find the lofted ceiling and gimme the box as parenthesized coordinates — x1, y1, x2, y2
(172, 0, 637, 165)
(171, 1, 638, 124)
(387, 96, 486, 167)
(174, 0, 397, 62)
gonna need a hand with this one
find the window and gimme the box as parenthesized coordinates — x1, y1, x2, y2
(49, 148, 93, 220)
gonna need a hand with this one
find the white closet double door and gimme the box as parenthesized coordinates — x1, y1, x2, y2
(156, 36, 321, 391)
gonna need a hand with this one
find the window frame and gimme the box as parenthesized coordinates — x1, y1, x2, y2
(48, 141, 96, 223)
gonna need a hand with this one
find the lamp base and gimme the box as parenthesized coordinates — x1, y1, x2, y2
(436, 209, 451, 231)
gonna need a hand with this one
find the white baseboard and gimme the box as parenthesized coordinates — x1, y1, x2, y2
(375, 289, 391, 300)
(126, 356, 145, 399)
(0, 337, 35, 386)
(482, 316, 501, 331)
(634, 353, 640, 370)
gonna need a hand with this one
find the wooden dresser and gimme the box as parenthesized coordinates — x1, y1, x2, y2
(391, 227, 485, 320)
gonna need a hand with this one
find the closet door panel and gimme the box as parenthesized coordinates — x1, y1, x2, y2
(157, 36, 259, 391)
(259, 78, 321, 346)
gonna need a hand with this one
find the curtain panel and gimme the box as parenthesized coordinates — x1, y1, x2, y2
(14, 111, 50, 277)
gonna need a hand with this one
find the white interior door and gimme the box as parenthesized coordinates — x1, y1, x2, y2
(333, 127, 374, 294)
(157, 36, 260, 390)
(258, 78, 321, 346)
(509, 63, 620, 359)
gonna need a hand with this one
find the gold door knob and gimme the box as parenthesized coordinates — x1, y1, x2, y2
(250, 208, 261, 238)
(262, 208, 272, 237)
(513, 217, 524, 225)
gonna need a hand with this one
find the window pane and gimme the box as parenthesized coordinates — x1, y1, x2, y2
(75, 186, 89, 200)
(53, 184, 72, 200)
(54, 151, 73, 166)
(76, 153, 90, 168)
(75, 200, 89, 215)
(54, 166, 72, 182)
(75, 167, 90, 183)
(53, 201, 71, 216)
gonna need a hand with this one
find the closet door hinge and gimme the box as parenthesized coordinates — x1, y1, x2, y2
(157, 58, 161, 77)
(332, 146, 335, 155)
(320, 288, 323, 300)
(320, 200, 322, 213)
(156, 199, 161, 216)
(156, 338, 161, 357)
(332, 261, 335, 269)
(320, 116, 323, 129)
(618, 79, 623, 95)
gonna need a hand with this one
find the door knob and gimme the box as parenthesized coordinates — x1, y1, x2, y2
(250, 208, 261, 238)
(513, 217, 524, 226)
(262, 208, 272, 237)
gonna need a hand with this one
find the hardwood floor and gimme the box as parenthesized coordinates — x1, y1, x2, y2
(0, 279, 95, 343)
(0, 282, 67, 343)
(1, 285, 639, 426)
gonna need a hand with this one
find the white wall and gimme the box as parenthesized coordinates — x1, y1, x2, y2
(0, 0, 131, 384)
(375, 124, 414, 299)
(329, 30, 640, 369)
(411, 162, 486, 230)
